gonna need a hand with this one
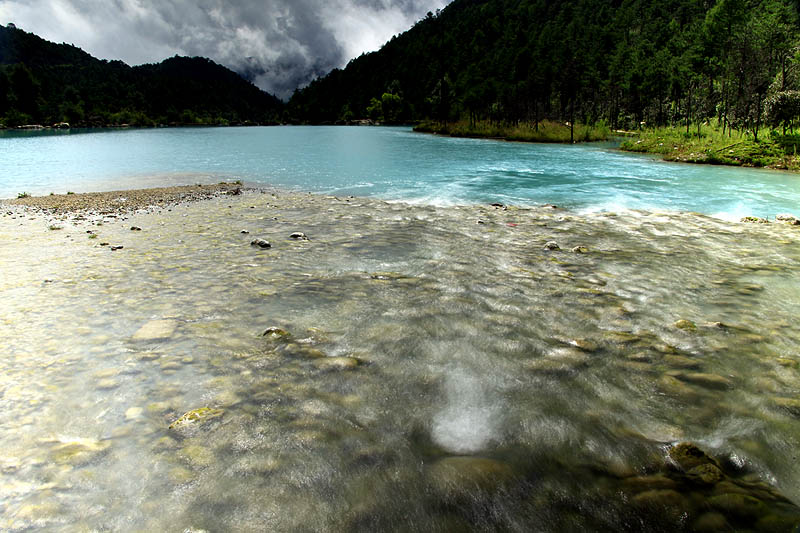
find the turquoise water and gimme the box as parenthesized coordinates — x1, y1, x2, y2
(1, 125, 799, 218)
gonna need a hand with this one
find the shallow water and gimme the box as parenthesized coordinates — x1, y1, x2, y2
(2, 191, 800, 531)
(2, 126, 800, 219)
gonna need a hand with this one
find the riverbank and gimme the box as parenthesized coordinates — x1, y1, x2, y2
(620, 127, 800, 171)
(2, 187, 800, 531)
(414, 119, 612, 143)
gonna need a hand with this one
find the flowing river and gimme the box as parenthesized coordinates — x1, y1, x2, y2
(2, 125, 800, 219)
(1, 127, 800, 531)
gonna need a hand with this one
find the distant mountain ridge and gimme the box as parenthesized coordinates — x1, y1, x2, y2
(0, 24, 283, 128)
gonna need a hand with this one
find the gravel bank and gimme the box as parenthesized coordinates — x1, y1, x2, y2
(2, 183, 245, 215)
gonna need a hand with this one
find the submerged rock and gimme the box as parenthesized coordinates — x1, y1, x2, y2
(543, 241, 560, 250)
(773, 397, 800, 417)
(132, 319, 177, 341)
(290, 232, 309, 240)
(49, 437, 110, 466)
(571, 245, 589, 253)
(673, 372, 733, 390)
(427, 456, 515, 503)
(314, 356, 361, 370)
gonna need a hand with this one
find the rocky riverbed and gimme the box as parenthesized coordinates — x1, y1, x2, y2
(1, 187, 800, 531)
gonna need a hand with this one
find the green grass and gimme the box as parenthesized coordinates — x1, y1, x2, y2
(414, 119, 612, 143)
(620, 125, 800, 170)
(17, 192, 30, 198)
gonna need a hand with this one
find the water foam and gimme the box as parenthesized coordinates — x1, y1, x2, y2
(431, 369, 501, 454)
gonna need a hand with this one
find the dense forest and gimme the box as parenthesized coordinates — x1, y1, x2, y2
(289, 0, 800, 140)
(3, 0, 800, 141)
(0, 24, 282, 128)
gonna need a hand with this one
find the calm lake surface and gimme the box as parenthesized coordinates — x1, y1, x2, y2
(2, 127, 800, 531)
(1, 125, 799, 219)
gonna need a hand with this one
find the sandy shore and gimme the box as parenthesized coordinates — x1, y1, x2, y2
(1, 182, 245, 215)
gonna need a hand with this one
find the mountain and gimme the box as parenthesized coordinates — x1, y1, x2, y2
(0, 24, 283, 127)
(288, 0, 800, 136)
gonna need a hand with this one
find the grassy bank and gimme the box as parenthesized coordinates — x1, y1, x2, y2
(620, 126, 800, 171)
(414, 119, 612, 143)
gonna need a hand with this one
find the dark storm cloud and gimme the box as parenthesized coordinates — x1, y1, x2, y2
(0, 0, 451, 99)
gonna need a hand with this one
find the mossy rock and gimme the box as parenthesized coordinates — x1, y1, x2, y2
(674, 319, 697, 331)
(686, 463, 725, 486)
(169, 407, 224, 433)
(773, 397, 800, 417)
(708, 493, 766, 520)
(668, 442, 720, 472)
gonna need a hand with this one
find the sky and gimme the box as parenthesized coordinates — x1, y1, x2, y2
(0, 0, 452, 99)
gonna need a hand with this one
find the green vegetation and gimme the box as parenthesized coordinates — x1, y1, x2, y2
(415, 119, 611, 143)
(17, 191, 29, 198)
(0, 25, 282, 128)
(289, 0, 800, 155)
(622, 125, 800, 169)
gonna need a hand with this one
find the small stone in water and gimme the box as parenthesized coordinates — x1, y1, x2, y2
(169, 407, 224, 430)
(740, 216, 769, 224)
(674, 319, 697, 331)
(250, 238, 271, 248)
(262, 327, 289, 338)
(132, 319, 177, 341)
(130, 226, 142, 231)
(110, 245, 124, 251)
(314, 356, 361, 370)
(571, 245, 589, 253)
(125, 407, 144, 420)
(775, 213, 800, 225)
(290, 232, 308, 240)
(543, 241, 560, 250)
(240, 229, 250, 234)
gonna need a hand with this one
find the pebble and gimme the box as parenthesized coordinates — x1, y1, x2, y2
(130, 226, 142, 231)
(240, 229, 249, 234)
(571, 245, 589, 253)
(250, 238, 271, 248)
(110, 245, 124, 251)
(543, 241, 560, 250)
(290, 232, 308, 240)
(674, 319, 697, 331)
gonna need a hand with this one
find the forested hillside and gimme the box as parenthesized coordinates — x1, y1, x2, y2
(289, 0, 800, 139)
(0, 24, 283, 127)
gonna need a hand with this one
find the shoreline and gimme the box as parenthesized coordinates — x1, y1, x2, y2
(4, 182, 799, 227)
